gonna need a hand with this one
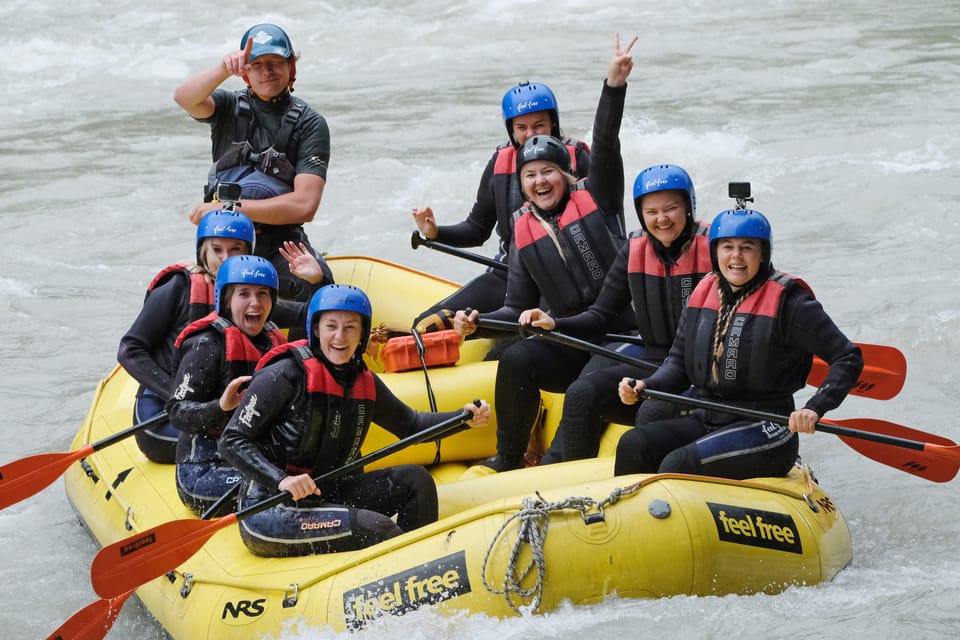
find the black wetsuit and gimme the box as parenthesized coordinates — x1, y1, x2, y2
(541, 223, 712, 463)
(219, 345, 469, 557)
(614, 271, 864, 479)
(166, 316, 283, 514)
(412, 138, 599, 333)
(477, 80, 632, 471)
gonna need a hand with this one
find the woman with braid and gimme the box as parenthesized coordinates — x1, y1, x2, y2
(613, 208, 863, 479)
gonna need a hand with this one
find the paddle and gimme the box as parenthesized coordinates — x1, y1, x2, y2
(198, 483, 241, 520)
(90, 404, 478, 600)
(49, 455, 246, 638)
(630, 386, 959, 483)
(46, 591, 133, 640)
(495, 321, 955, 482)
(0, 412, 169, 511)
(410, 231, 507, 272)
(476, 318, 906, 400)
(605, 334, 904, 400)
(806, 343, 905, 400)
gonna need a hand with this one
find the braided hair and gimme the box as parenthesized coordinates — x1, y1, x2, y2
(709, 273, 768, 385)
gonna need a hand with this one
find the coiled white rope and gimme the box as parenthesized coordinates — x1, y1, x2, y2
(481, 485, 639, 614)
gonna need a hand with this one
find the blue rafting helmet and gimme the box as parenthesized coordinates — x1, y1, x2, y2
(240, 23, 294, 60)
(196, 210, 255, 264)
(214, 255, 279, 317)
(515, 135, 572, 182)
(632, 164, 696, 230)
(708, 209, 773, 272)
(306, 284, 373, 353)
(501, 81, 561, 145)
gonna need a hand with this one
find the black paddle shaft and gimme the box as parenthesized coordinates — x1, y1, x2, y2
(410, 231, 507, 272)
(475, 318, 660, 374)
(231, 405, 476, 523)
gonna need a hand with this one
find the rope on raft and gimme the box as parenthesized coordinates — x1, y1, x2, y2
(480, 484, 640, 614)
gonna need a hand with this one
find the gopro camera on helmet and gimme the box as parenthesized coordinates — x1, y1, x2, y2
(215, 182, 242, 210)
(728, 182, 754, 210)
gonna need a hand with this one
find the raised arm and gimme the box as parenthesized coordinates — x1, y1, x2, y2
(174, 37, 253, 119)
(587, 33, 638, 238)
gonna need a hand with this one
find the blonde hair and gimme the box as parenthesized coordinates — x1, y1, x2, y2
(194, 237, 252, 283)
(193, 239, 219, 282)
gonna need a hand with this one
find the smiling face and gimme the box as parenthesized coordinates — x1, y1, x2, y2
(520, 160, 568, 211)
(313, 310, 364, 366)
(245, 54, 292, 99)
(200, 238, 248, 275)
(510, 111, 553, 146)
(639, 190, 688, 246)
(715, 237, 762, 289)
(225, 284, 274, 337)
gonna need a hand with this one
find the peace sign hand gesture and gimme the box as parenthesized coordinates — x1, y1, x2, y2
(607, 32, 639, 87)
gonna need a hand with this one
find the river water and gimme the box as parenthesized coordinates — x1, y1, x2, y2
(1, 1, 959, 638)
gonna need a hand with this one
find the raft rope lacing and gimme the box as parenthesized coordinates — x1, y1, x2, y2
(480, 484, 640, 615)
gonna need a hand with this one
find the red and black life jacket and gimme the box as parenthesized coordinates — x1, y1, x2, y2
(176, 313, 285, 383)
(683, 272, 815, 401)
(147, 262, 214, 323)
(172, 313, 285, 437)
(626, 224, 712, 350)
(490, 139, 588, 255)
(254, 342, 378, 481)
(512, 181, 618, 317)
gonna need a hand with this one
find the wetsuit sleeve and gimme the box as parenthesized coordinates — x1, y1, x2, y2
(434, 150, 499, 248)
(117, 276, 191, 401)
(294, 107, 330, 180)
(165, 332, 231, 435)
(585, 80, 627, 240)
(271, 298, 317, 331)
(554, 239, 633, 339)
(369, 375, 471, 439)
(781, 291, 864, 417)
(219, 359, 303, 490)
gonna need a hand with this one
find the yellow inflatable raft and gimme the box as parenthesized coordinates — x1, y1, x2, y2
(64, 256, 852, 638)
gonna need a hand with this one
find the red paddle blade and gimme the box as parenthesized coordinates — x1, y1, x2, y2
(808, 344, 907, 400)
(826, 418, 959, 483)
(0, 447, 91, 510)
(91, 514, 236, 599)
(47, 591, 132, 640)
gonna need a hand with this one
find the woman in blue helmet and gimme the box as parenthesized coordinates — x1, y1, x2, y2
(453, 33, 637, 472)
(166, 255, 287, 515)
(523, 164, 713, 464)
(118, 210, 327, 464)
(409, 76, 603, 337)
(218, 285, 490, 557)
(174, 23, 334, 310)
(614, 209, 864, 479)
